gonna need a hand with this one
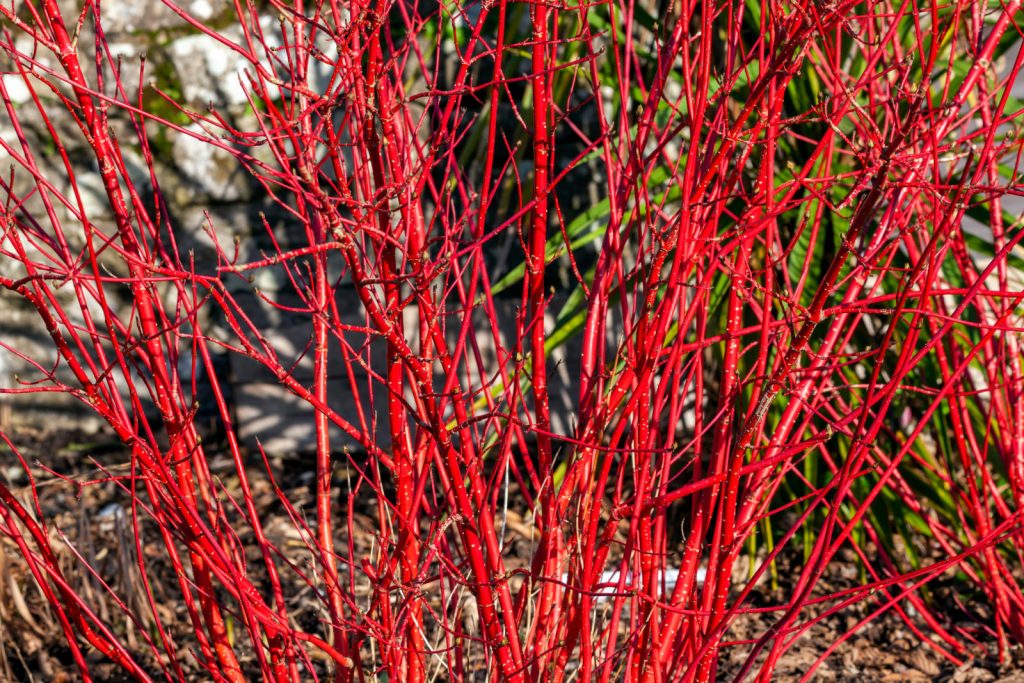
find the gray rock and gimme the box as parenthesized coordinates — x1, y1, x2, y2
(100, 0, 218, 34)
(173, 124, 252, 202)
(167, 20, 278, 108)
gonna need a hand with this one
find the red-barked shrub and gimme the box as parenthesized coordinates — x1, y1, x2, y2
(1, 0, 1024, 680)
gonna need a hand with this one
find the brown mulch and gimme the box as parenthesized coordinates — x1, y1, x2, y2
(0, 426, 1019, 681)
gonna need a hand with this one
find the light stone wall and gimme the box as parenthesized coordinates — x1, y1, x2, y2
(0, 1, 601, 453)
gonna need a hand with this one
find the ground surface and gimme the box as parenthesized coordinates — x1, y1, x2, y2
(0, 426, 1022, 681)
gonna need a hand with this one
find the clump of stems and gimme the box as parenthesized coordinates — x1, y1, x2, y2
(1, 0, 1024, 680)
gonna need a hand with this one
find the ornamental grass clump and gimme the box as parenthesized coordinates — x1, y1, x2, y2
(1, 0, 1024, 680)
